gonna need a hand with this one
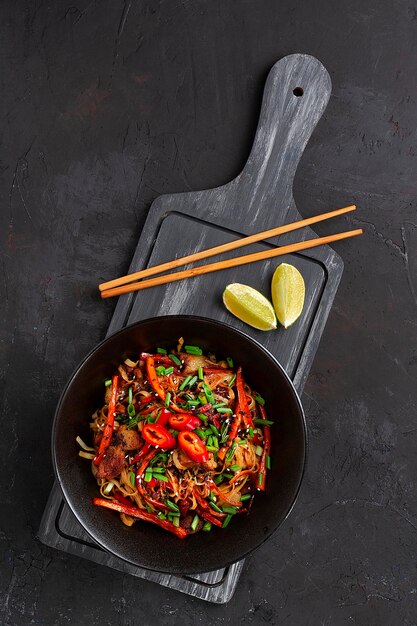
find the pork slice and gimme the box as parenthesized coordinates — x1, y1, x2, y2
(116, 425, 142, 451)
(96, 444, 125, 480)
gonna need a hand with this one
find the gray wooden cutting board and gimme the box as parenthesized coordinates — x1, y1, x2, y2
(39, 54, 343, 604)
(107, 53, 342, 391)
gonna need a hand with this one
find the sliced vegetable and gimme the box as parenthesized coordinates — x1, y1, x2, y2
(142, 423, 176, 450)
(93, 498, 187, 539)
(168, 413, 202, 432)
(94, 375, 119, 466)
(178, 431, 208, 463)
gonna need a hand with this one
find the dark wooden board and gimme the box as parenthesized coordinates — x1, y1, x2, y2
(107, 53, 342, 391)
(39, 54, 343, 604)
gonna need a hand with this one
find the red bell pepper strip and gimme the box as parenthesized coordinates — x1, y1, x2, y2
(229, 469, 256, 485)
(209, 481, 242, 508)
(194, 489, 225, 519)
(169, 413, 202, 432)
(94, 375, 119, 466)
(140, 352, 175, 365)
(142, 423, 176, 449)
(236, 367, 254, 429)
(257, 406, 271, 491)
(93, 497, 187, 539)
(178, 431, 208, 463)
(135, 449, 169, 512)
(130, 442, 151, 465)
(202, 367, 233, 374)
(113, 491, 133, 507)
(139, 394, 154, 405)
(196, 505, 224, 527)
(157, 408, 172, 426)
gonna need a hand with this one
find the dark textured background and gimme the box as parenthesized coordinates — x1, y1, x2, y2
(1, 1, 417, 624)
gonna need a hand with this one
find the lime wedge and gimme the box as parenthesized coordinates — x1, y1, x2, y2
(223, 283, 277, 331)
(271, 263, 305, 329)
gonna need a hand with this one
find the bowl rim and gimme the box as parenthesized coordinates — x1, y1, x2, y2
(52, 314, 308, 574)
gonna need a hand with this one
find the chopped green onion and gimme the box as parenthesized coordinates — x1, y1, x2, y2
(187, 375, 198, 388)
(156, 366, 166, 376)
(166, 499, 180, 512)
(128, 387, 133, 404)
(258, 472, 263, 486)
(240, 494, 252, 501)
(203, 383, 214, 403)
(103, 482, 114, 494)
(222, 514, 232, 528)
(222, 506, 238, 515)
(209, 424, 219, 436)
(212, 402, 227, 410)
(198, 394, 207, 405)
(157, 347, 167, 354)
(255, 445, 263, 456)
(129, 471, 135, 487)
(225, 442, 237, 463)
(254, 418, 274, 426)
(165, 392, 171, 407)
(198, 366, 204, 380)
(210, 501, 223, 513)
(168, 354, 181, 366)
(207, 435, 213, 447)
(127, 404, 136, 417)
(179, 375, 192, 391)
(191, 514, 200, 531)
(186, 400, 200, 407)
(226, 357, 234, 368)
(228, 373, 236, 387)
(144, 469, 152, 482)
(184, 345, 203, 355)
(220, 422, 229, 444)
(147, 414, 157, 424)
(202, 521, 212, 532)
(104, 379, 112, 387)
(197, 412, 208, 421)
(248, 426, 254, 438)
(206, 445, 217, 452)
(254, 393, 265, 406)
(152, 467, 166, 473)
(229, 464, 241, 472)
(172, 516, 180, 527)
(158, 512, 167, 520)
(238, 439, 247, 446)
(209, 491, 216, 502)
(212, 436, 219, 449)
(194, 428, 207, 439)
(223, 472, 233, 479)
(146, 504, 153, 513)
(164, 366, 174, 375)
(217, 407, 233, 414)
(213, 475, 223, 485)
(154, 474, 169, 483)
(266, 455, 271, 469)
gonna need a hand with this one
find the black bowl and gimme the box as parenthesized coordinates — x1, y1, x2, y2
(52, 315, 306, 575)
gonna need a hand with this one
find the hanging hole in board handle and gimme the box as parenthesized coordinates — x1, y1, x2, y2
(293, 87, 304, 97)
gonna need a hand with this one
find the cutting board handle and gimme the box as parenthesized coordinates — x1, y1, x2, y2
(236, 54, 332, 224)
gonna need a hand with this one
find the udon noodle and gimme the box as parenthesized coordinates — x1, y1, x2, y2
(78, 339, 272, 538)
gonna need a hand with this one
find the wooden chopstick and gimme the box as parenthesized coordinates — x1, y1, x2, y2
(101, 228, 363, 299)
(99, 204, 356, 292)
